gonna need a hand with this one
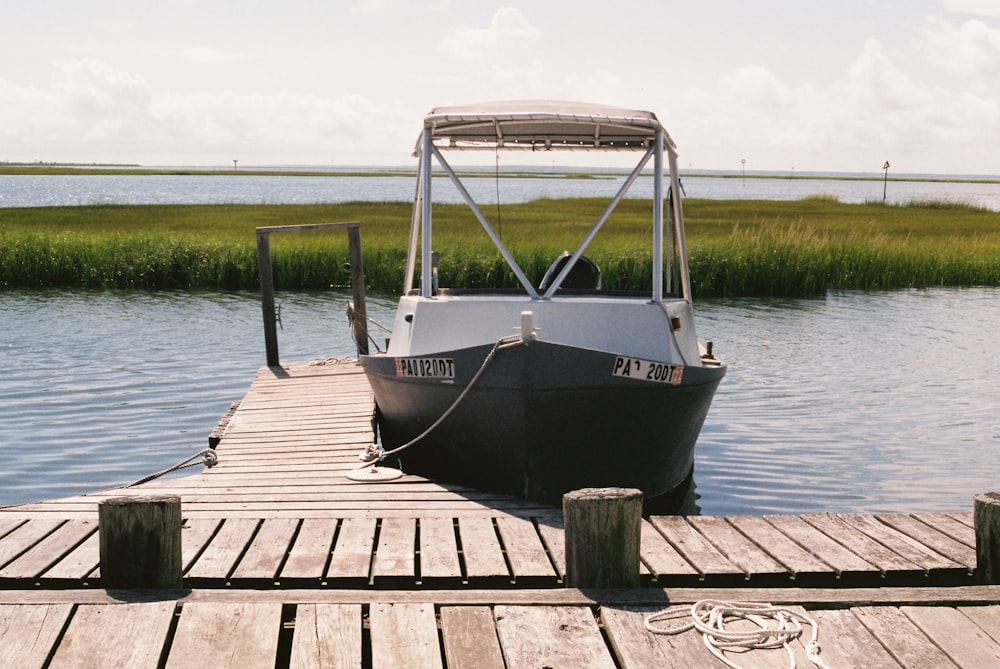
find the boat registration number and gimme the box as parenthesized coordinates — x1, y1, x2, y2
(395, 357, 455, 380)
(612, 356, 684, 385)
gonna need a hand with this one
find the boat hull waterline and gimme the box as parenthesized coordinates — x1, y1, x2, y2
(361, 341, 725, 505)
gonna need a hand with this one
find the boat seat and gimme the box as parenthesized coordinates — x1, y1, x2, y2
(539, 252, 602, 291)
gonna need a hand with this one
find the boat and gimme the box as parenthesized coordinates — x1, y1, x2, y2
(356, 100, 726, 506)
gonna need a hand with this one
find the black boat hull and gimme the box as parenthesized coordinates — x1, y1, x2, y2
(360, 340, 725, 506)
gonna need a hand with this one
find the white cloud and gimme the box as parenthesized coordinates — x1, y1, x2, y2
(720, 65, 796, 107)
(438, 7, 543, 86)
(916, 17, 1000, 86)
(0, 59, 411, 164)
(159, 47, 252, 65)
(939, 0, 1000, 16)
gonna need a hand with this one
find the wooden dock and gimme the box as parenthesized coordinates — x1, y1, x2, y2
(2, 360, 999, 667)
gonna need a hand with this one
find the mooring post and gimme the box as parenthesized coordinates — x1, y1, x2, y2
(99, 495, 182, 589)
(347, 224, 369, 356)
(974, 492, 1000, 584)
(563, 487, 642, 588)
(256, 229, 280, 367)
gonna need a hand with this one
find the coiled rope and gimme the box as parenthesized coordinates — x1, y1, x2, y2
(353, 333, 527, 470)
(644, 600, 831, 669)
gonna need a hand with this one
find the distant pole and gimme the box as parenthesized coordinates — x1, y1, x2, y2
(883, 160, 890, 203)
(233, 159, 238, 173)
(741, 158, 746, 187)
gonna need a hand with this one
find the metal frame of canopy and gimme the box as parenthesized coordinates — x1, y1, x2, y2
(404, 102, 692, 303)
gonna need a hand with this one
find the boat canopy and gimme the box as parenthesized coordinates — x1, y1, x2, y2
(416, 101, 678, 155)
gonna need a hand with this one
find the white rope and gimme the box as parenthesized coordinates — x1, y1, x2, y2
(644, 600, 832, 669)
(308, 356, 355, 366)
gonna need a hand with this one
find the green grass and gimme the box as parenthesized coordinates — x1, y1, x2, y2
(1, 197, 998, 296)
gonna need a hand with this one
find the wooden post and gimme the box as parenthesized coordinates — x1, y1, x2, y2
(347, 224, 369, 356)
(563, 487, 642, 588)
(256, 229, 280, 367)
(255, 221, 364, 365)
(975, 492, 1000, 584)
(99, 495, 182, 589)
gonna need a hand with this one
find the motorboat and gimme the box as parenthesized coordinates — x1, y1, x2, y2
(357, 100, 726, 506)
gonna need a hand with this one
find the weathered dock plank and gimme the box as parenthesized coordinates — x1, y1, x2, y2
(0, 519, 95, 580)
(903, 605, 1000, 668)
(726, 514, 831, 581)
(49, 601, 175, 669)
(440, 605, 506, 669)
(280, 518, 336, 581)
(648, 515, 744, 580)
(0, 603, 74, 668)
(230, 517, 299, 582)
(165, 602, 283, 669)
(373, 517, 416, 582)
(494, 605, 617, 669)
(288, 603, 361, 669)
(4, 595, 1000, 669)
(325, 517, 375, 583)
(457, 517, 509, 583)
(810, 609, 905, 669)
(418, 517, 462, 581)
(0, 511, 980, 588)
(184, 517, 259, 581)
(496, 516, 557, 582)
(370, 602, 442, 669)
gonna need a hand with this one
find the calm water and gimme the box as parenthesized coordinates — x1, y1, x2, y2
(2, 287, 997, 514)
(2, 169, 999, 210)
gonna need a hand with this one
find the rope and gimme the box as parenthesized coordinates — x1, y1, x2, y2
(0, 448, 220, 510)
(644, 600, 831, 669)
(308, 356, 355, 366)
(120, 449, 219, 488)
(346, 303, 392, 354)
(352, 333, 527, 471)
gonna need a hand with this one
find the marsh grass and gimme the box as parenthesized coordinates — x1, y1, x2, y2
(2, 198, 998, 296)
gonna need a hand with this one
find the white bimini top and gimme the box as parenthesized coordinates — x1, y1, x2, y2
(416, 100, 677, 155)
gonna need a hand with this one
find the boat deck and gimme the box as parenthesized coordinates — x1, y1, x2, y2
(2, 360, 997, 668)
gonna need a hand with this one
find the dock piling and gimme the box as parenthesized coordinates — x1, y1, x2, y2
(98, 495, 183, 589)
(974, 492, 1000, 584)
(563, 487, 642, 588)
(255, 221, 366, 366)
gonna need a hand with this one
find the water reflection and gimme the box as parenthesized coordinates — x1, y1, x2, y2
(693, 288, 1000, 515)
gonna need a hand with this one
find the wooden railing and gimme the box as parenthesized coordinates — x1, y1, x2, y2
(255, 221, 367, 367)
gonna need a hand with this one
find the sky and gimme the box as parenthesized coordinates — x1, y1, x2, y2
(1, 0, 998, 174)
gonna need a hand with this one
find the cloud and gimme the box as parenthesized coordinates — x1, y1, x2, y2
(438, 7, 543, 86)
(939, 0, 1000, 16)
(916, 17, 1000, 86)
(158, 47, 252, 65)
(0, 58, 411, 164)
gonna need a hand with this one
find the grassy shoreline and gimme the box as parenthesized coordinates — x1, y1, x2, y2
(2, 197, 998, 297)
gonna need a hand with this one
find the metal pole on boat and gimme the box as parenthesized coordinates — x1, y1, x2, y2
(653, 130, 664, 302)
(421, 129, 434, 297)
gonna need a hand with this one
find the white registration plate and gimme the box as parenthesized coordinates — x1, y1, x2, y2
(395, 357, 455, 379)
(612, 356, 684, 385)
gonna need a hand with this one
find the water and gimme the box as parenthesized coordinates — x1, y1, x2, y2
(2, 287, 998, 514)
(2, 169, 999, 210)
